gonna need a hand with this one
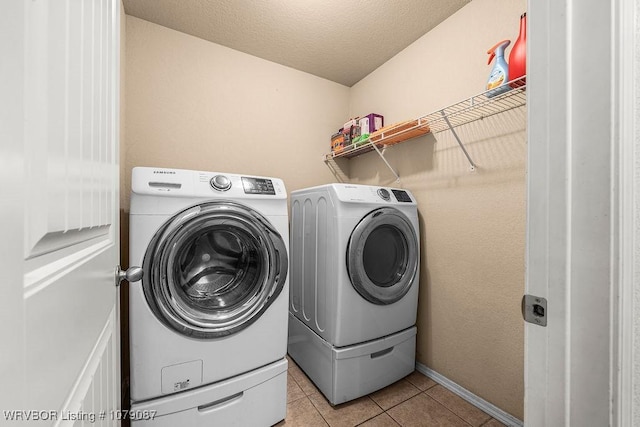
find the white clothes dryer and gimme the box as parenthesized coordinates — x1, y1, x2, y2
(128, 167, 289, 426)
(288, 183, 420, 405)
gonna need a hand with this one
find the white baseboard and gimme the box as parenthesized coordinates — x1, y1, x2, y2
(415, 362, 523, 427)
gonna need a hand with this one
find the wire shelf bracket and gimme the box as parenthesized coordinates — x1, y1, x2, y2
(371, 143, 400, 182)
(325, 156, 346, 183)
(440, 110, 477, 172)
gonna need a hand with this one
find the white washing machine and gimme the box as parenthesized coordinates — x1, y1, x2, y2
(288, 183, 420, 405)
(128, 167, 289, 426)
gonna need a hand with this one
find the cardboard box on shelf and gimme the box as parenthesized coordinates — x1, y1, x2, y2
(331, 132, 345, 153)
(359, 114, 384, 135)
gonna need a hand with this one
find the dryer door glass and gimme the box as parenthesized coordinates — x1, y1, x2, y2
(142, 201, 288, 339)
(347, 207, 418, 305)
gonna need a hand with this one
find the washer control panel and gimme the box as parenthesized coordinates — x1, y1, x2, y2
(242, 177, 276, 195)
(210, 174, 232, 191)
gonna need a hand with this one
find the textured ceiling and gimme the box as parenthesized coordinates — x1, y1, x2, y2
(123, 0, 471, 87)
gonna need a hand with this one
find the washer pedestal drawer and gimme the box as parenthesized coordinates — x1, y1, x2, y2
(130, 358, 287, 427)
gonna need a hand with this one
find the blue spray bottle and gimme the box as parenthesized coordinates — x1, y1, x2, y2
(486, 39, 511, 97)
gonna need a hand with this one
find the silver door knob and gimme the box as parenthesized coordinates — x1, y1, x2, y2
(115, 265, 143, 287)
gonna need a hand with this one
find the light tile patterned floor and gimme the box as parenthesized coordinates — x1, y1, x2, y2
(276, 355, 506, 427)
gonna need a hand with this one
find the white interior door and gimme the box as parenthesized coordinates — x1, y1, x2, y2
(525, 0, 636, 425)
(1, 0, 121, 425)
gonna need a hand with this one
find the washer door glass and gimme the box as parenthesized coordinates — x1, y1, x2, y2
(347, 207, 418, 305)
(142, 201, 288, 339)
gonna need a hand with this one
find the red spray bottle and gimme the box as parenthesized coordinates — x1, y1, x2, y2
(509, 13, 527, 87)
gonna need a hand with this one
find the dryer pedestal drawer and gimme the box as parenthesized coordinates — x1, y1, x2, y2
(130, 358, 287, 427)
(333, 326, 416, 404)
(288, 313, 416, 405)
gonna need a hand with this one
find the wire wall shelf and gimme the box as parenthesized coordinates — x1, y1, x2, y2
(324, 76, 527, 180)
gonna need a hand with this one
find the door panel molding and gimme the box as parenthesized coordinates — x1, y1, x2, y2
(24, 0, 116, 259)
(27, 225, 110, 260)
(24, 238, 113, 299)
(54, 308, 119, 427)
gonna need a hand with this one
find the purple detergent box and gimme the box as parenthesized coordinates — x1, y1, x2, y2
(358, 114, 384, 135)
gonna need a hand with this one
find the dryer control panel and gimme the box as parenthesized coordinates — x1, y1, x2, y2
(391, 189, 412, 203)
(328, 184, 416, 205)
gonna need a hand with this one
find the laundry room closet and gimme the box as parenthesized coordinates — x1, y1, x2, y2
(120, 0, 527, 423)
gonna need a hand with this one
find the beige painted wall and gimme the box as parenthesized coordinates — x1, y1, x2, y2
(122, 16, 349, 212)
(348, 0, 526, 419)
